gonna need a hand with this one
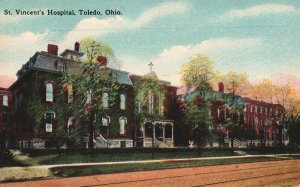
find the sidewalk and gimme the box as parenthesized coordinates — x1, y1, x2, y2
(1, 153, 299, 182)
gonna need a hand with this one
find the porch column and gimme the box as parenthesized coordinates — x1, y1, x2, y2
(143, 124, 145, 147)
(153, 123, 155, 140)
(171, 123, 174, 147)
(163, 124, 165, 139)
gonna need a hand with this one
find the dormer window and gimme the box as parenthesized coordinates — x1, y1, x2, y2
(46, 83, 54, 102)
(55, 61, 64, 72)
(120, 94, 126, 110)
(3, 95, 8, 106)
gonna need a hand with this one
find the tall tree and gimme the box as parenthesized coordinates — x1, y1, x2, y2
(251, 79, 275, 103)
(183, 97, 210, 147)
(180, 54, 215, 89)
(60, 39, 122, 149)
(80, 37, 122, 69)
(179, 54, 215, 146)
(222, 71, 250, 95)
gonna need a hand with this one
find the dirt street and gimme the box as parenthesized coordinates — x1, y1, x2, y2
(1, 159, 300, 187)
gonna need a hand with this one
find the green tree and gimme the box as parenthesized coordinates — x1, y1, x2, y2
(180, 54, 215, 88)
(179, 54, 216, 147)
(222, 71, 250, 95)
(183, 96, 210, 147)
(60, 38, 123, 149)
(80, 37, 122, 69)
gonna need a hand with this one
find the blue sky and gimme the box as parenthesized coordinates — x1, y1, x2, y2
(0, 0, 299, 94)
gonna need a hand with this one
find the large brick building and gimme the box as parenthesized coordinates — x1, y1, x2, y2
(0, 87, 13, 148)
(4, 43, 178, 149)
(0, 42, 286, 149)
(243, 97, 285, 146)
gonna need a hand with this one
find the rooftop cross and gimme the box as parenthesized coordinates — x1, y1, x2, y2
(148, 62, 154, 72)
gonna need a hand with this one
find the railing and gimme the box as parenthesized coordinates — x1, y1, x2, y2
(95, 134, 111, 148)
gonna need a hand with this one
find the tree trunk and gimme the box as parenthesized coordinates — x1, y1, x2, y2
(88, 110, 94, 150)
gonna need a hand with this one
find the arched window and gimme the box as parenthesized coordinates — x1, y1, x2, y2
(3, 95, 8, 106)
(103, 92, 109, 108)
(148, 94, 154, 114)
(119, 117, 127, 135)
(120, 94, 126, 110)
(46, 83, 54, 102)
(86, 90, 92, 104)
(45, 111, 55, 132)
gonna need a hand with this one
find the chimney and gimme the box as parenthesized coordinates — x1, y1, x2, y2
(47, 44, 58, 55)
(218, 82, 224, 92)
(74, 42, 80, 52)
(97, 56, 107, 67)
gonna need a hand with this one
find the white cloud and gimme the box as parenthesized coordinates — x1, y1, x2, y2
(0, 14, 24, 25)
(60, 1, 189, 49)
(131, 1, 189, 29)
(0, 32, 48, 77)
(60, 16, 129, 49)
(121, 37, 261, 86)
(217, 3, 296, 22)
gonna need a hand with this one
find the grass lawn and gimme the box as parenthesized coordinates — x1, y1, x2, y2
(40, 151, 236, 165)
(50, 157, 284, 178)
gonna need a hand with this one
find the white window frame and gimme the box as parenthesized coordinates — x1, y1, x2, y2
(3, 95, 8, 106)
(120, 94, 126, 110)
(102, 116, 110, 127)
(45, 111, 55, 132)
(119, 117, 127, 135)
(46, 83, 54, 102)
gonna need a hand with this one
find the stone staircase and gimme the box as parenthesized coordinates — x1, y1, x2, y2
(94, 134, 111, 148)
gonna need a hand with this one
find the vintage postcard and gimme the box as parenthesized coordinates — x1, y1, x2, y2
(0, 0, 299, 186)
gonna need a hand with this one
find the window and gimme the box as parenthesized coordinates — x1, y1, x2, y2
(86, 90, 92, 104)
(149, 94, 154, 114)
(103, 92, 109, 108)
(67, 84, 73, 103)
(45, 112, 55, 132)
(3, 95, 8, 106)
(137, 102, 141, 113)
(67, 117, 74, 133)
(102, 116, 110, 126)
(55, 61, 64, 72)
(119, 117, 127, 135)
(46, 83, 54, 102)
(120, 94, 126, 110)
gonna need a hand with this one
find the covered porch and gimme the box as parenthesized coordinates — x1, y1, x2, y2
(138, 120, 174, 148)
